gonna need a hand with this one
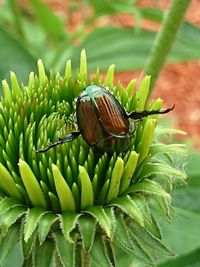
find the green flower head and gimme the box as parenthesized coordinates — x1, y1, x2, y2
(0, 50, 186, 266)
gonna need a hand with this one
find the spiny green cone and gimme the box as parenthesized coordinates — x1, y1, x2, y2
(0, 50, 187, 266)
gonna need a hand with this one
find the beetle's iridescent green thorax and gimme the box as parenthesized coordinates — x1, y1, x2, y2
(80, 84, 106, 99)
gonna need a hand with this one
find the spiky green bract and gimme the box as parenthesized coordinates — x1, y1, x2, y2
(19, 160, 47, 208)
(52, 164, 76, 212)
(0, 51, 186, 266)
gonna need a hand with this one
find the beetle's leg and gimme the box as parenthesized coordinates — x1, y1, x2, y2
(35, 132, 80, 153)
(127, 105, 175, 120)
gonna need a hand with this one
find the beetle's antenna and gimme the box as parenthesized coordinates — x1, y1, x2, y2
(128, 104, 175, 120)
(35, 132, 80, 153)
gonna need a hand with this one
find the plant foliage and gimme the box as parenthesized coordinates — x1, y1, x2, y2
(0, 51, 186, 266)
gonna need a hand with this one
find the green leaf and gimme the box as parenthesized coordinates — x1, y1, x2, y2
(54, 231, 74, 267)
(138, 162, 187, 180)
(104, 207, 116, 239)
(186, 151, 200, 177)
(172, 177, 200, 213)
(34, 239, 55, 267)
(130, 194, 152, 224)
(158, 248, 200, 267)
(0, 224, 19, 266)
(24, 207, 46, 242)
(160, 208, 200, 255)
(127, 179, 171, 200)
(0, 197, 22, 214)
(79, 166, 94, 210)
(0, 163, 23, 201)
(149, 144, 187, 156)
(78, 215, 96, 251)
(0, 28, 37, 92)
(130, 222, 174, 257)
(52, 164, 76, 212)
(114, 214, 134, 251)
(149, 195, 171, 221)
(154, 127, 186, 139)
(71, 22, 200, 72)
(128, 228, 157, 265)
(21, 228, 37, 259)
(145, 214, 162, 240)
(31, 0, 65, 40)
(90, 235, 114, 267)
(19, 159, 47, 208)
(85, 206, 112, 238)
(114, 214, 153, 265)
(111, 195, 144, 227)
(38, 212, 58, 244)
(59, 211, 80, 243)
(141, 7, 163, 23)
(0, 206, 26, 235)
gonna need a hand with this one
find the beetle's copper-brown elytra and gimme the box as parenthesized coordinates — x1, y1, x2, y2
(76, 85, 129, 147)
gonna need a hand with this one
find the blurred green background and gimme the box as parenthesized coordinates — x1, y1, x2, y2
(0, 0, 200, 266)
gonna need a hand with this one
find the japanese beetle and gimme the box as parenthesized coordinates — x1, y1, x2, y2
(36, 85, 174, 153)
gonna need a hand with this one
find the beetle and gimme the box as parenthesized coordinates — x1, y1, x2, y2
(36, 85, 174, 153)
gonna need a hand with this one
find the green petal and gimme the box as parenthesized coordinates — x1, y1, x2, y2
(104, 64, 115, 86)
(80, 49, 87, 82)
(120, 151, 139, 194)
(0, 163, 23, 201)
(107, 157, 124, 203)
(37, 59, 47, 84)
(18, 159, 47, 208)
(10, 71, 23, 98)
(135, 75, 150, 110)
(136, 119, 156, 164)
(79, 166, 94, 210)
(65, 59, 72, 80)
(52, 164, 76, 212)
(2, 80, 12, 103)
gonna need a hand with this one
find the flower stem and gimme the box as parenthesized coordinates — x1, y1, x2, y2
(82, 249, 90, 267)
(144, 0, 191, 97)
